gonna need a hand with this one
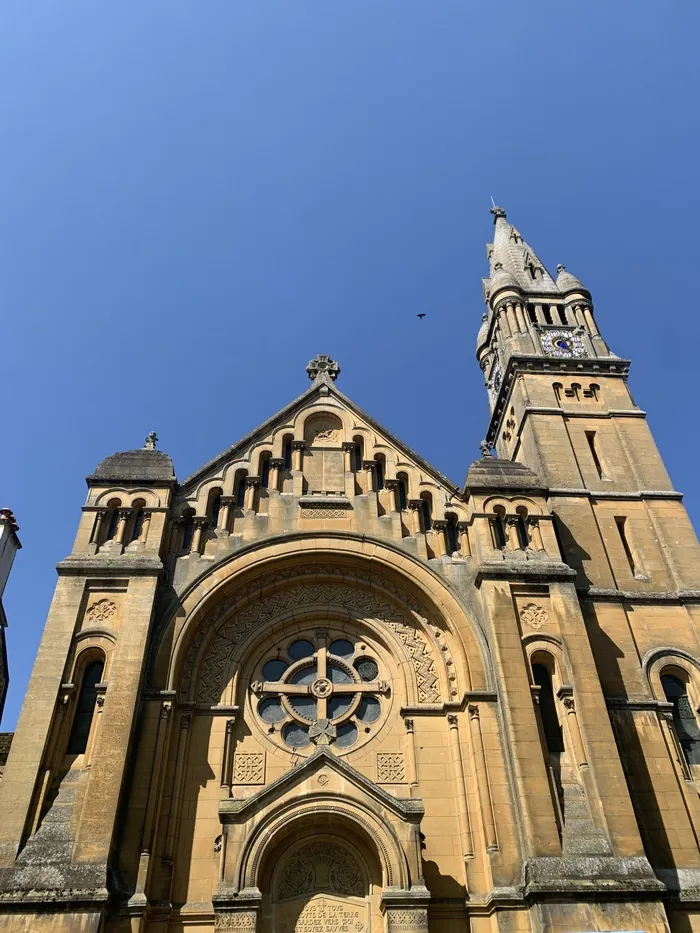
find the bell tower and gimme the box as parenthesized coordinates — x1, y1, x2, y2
(476, 204, 700, 596)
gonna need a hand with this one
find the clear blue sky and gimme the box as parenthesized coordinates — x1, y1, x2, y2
(0, 3, 698, 729)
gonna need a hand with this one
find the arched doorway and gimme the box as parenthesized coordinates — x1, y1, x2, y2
(261, 830, 379, 933)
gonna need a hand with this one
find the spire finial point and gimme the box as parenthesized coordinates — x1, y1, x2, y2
(556, 264, 565, 274)
(306, 354, 340, 383)
(144, 431, 158, 450)
(490, 205, 507, 222)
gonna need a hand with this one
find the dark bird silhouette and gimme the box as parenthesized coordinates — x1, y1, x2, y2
(417, 313, 426, 319)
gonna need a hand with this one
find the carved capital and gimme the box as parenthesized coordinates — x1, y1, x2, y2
(160, 700, 173, 720)
(447, 713, 458, 728)
(407, 498, 423, 511)
(118, 509, 132, 521)
(245, 476, 260, 488)
(291, 440, 306, 451)
(220, 496, 236, 506)
(362, 460, 377, 472)
(341, 442, 356, 452)
(269, 458, 284, 468)
(456, 521, 469, 532)
(468, 703, 480, 720)
(192, 516, 209, 530)
(432, 520, 448, 531)
(562, 696, 576, 712)
(384, 478, 400, 490)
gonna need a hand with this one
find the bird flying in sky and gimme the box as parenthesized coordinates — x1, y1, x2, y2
(417, 313, 426, 319)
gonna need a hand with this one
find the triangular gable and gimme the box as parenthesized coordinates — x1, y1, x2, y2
(219, 746, 424, 822)
(180, 380, 460, 495)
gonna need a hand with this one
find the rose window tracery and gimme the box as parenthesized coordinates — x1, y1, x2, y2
(251, 631, 389, 752)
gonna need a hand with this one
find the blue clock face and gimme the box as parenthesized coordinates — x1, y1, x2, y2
(555, 338, 572, 351)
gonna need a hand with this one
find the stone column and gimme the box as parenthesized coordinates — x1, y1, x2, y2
(115, 509, 131, 545)
(514, 301, 527, 332)
(403, 717, 418, 788)
(219, 497, 235, 535)
(457, 521, 471, 557)
(559, 693, 588, 769)
(432, 521, 448, 557)
(447, 714, 474, 867)
(505, 301, 518, 334)
(497, 303, 511, 337)
(528, 517, 544, 551)
(244, 477, 260, 511)
(407, 500, 423, 536)
(164, 712, 193, 863)
(268, 458, 284, 492)
(468, 704, 498, 852)
(342, 441, 355, 473)
(362, 460, 376, 494)
(90, 510, 106, 545)
(140, 510, 152, 544)
(582, 303, 599, 336)
(385, 478, 399, 511)
(291, 440, 305, 472)
(191, 517, 208, 554)
(221, 716, 237, 791)
(506, 516, 521, 550)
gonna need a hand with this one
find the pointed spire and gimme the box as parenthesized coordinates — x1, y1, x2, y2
(485, 207, 559, 297)
(556, 264, 590, 297)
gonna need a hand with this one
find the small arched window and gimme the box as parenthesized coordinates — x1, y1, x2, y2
(128, 498, 147, 544)
(396, 473, 408, 511)
(516, 506, 530, 549)
(661, 672, 700, 765)
(420, 493, 433, 532)
(104, 499, 121, 542)
(375, 455, 385, 491)
(207, 488, 222, 530)
(282, 435, 293, 472)
(533, 662, 564, 754)
(260, 453, 271, 489)
(181, 509, 195, 551)
(67, 658, 104, 755)
(234, 470, 248, 509)
(445, 513, 459, 554)
(353, 436, 364, 472)
(491, 505, 507, 549)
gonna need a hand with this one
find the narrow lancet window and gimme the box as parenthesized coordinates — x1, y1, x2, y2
(67, 660, 104, 755)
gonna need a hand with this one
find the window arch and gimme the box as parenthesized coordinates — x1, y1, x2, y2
(661, 670, 700, 765)
(104, 498, 121, 543)
(233, 469, 248, 509)
(515, 506, 530, 549)
(445, 512, 459, 554)
(374, 454, 386, 491)
(127, 498, 147, 545)
(396, 472, 409, 511)
(66, 656, 105, 755)
(352, 436, 364, 472)
(259, 452, 271, 489)
(282, 435, 293, 472)
(419, 492, 433, 532)
(181, 508, 195, 552)
(207, 488, 223, 530)
(491, 505, 507, 549)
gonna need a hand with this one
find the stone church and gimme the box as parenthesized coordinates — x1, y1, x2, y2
(2, 207, 700, 933)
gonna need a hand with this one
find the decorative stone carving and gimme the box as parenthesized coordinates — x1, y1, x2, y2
(277, 841, 365, 899)
(386, 909, 429, 932)
(233, 752, 265, 784)
(306, 354, 340, 383)
(377, 753, 405, 782)
(214, 911, 258, 931)
(520, 603, 550, 630)
(86, 599, 117, 623)
(299, 507, 348, 519)
(189, 571, 441, 705)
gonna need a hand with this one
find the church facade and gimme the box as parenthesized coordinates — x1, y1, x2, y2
(1, 209, 700, 933)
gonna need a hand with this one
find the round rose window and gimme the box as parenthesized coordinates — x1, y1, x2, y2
(251, 632, 389, 752)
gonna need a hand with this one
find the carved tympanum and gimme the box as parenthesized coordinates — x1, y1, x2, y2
(277, 841, 365, 899)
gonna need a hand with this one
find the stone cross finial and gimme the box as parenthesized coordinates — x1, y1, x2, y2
(490, 205, 507, 221)
(557, 264, 565, 274)
(144, 431, 158, 450)
(306, 354, 340, 383)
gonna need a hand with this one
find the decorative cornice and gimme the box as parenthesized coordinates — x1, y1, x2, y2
(57, 556, 163, 577)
